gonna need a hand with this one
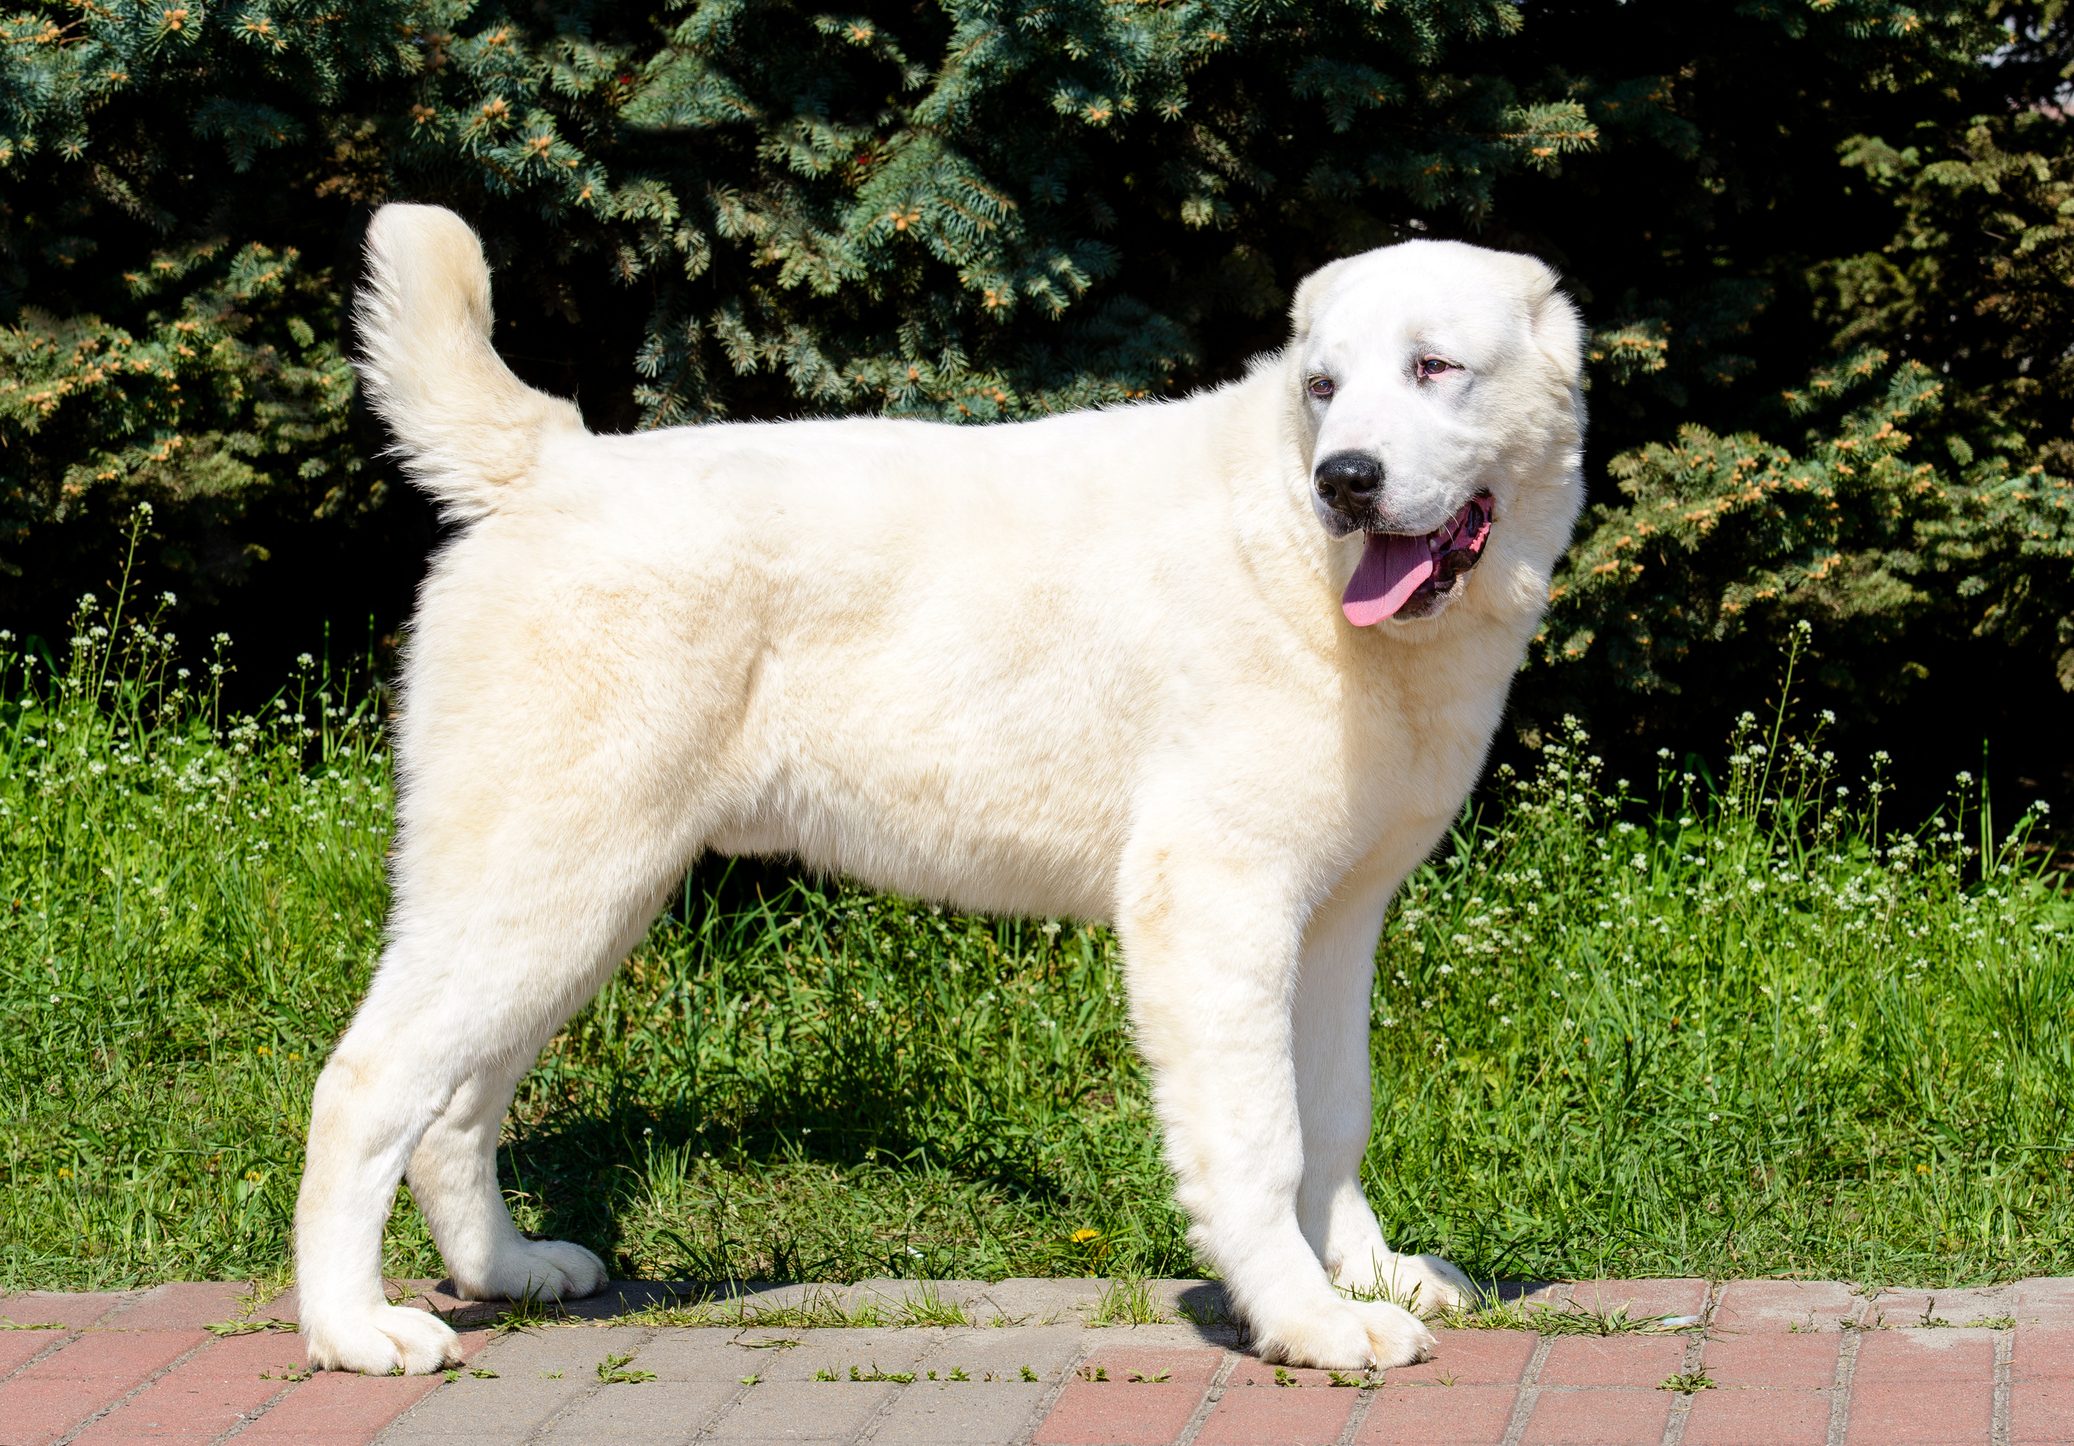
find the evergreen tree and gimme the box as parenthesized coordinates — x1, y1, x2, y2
(1, 0, 2066, 755)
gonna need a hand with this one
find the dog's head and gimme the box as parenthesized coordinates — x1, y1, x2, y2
(1287, 239, 1585, 628)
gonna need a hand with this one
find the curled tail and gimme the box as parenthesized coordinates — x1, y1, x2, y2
(354, 204, 584, 519)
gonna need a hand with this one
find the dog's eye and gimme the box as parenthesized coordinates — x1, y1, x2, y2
(1417, 356, 1457, 380)
(1306, 375, 1335, 400)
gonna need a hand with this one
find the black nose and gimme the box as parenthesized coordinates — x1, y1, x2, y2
(1314, 451, 1383, 514)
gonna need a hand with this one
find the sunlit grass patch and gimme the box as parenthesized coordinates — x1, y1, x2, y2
(2, 534, 2068, 1293)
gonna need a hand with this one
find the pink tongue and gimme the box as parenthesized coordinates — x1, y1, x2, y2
(1343, 532, 1434, 627)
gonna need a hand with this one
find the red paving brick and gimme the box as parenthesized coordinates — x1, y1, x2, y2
(1700, 1332, 1842, 1389)
(100, 1282, 254, 1333)
(1194, 1385, 1356, 1445)
(1520, 1387, 1673, 1444)
(0, 1376, 114, 1444)
(1845, 1379, 1994, 1444)
(1387, 1331, 1534, 1385)
(0, 1332, 65, 1377)
(0, 1294, 129, 1330)
(1355, 1384, 1518, 1445)
(2016, 1328, 2074, 1379)
(2011, 1378, 2074, 1445)
(229, 1370, 445, 1444)
(1850, 1327, 1996, 1381)
(73, 1331, 304, 1442)
(1223, 1359, 1342, 1387)
(1682, 1387, 1833, 1446)
(1076, 1346, 1224, 1386)
(18, 1329, 203, 1382)
(1536, 1334, 1689, 1387)
(1033, 1381, 1206, 1445)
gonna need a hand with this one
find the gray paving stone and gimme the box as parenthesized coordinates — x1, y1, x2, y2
(1491, 1278, 1565, 1305)
(558, 1279, 706, 1322)
(616, 1328, 767, 1383)
(2014, 1278, 2074, 1326)
(468, 1323, 653, 1377)
(841, 1278, 993, 1325)
(916, 1324, 1087, 1383)
(377, 1377, 591, 1441)
(706, 1380, 896, 1440)
(1148, 1279, 1232, 1327)
(862, 1380, 1048, 1443)
(969, 1279, 1105, 1326)
(1082, 1322, 1241, 1349)
(632, 1326, 956, 1385)
(1861, 1283, 2020, 1328)
(535, 1380, 739, 1441)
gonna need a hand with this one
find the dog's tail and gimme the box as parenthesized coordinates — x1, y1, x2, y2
(354, 204, 584, 519)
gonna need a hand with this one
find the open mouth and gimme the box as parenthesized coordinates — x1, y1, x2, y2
(1342, 491, 1494, 627)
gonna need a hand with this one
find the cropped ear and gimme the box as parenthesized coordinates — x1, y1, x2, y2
(1289, 256, 1357, 345)
(1517, 255, 1585, 388)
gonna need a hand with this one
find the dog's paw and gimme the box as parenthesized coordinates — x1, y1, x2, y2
(452, 1238, 608, 1303)
(304, 1303, 460, 1375)
(1253, 1297, 1435, 1371)
(1338, 1250, 1475, 1317)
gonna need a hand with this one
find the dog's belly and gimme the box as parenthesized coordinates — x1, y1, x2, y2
(707, 755, 1130, 922)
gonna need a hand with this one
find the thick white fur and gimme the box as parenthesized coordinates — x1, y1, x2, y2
(296, 203, 1585, 1374)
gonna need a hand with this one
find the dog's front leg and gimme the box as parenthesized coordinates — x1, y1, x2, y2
(1294, 879, 1473, 1316)
(1119, 854, 1435, 1370)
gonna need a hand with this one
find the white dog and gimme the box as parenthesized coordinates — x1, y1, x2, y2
(295, 204, 1585, 1375)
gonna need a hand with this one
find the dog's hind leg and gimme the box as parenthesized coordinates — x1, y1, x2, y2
(403, 1044, 606, 1307)
(294, 819, 685, 1375)
(1294, 872, 1473, 1317)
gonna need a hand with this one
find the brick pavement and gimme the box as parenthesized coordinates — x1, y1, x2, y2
(2, 1277, 2071, 1444)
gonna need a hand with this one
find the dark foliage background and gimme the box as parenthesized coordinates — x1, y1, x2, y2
(2, 0, 2069, 800)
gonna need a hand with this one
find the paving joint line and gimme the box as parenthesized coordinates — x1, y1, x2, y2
(1011, 1334, 1095, 1446)
(849, 1332, 946, 1446)
(53, 1329, 220, 1446)
(1335, 1363, 1378, 1446)
(1170, 1343, 1236, 1446)
(1660, 1279, 1723, 1446)
(1, 1328, 80, 1383)
(214, 1376, 307, 1441)
(1991, 1323, 2013, 1446)
(1822, 1287, 1873, 1446)
(681, 1353, 762, 1444)
(518, 1323, 658, 1442)
(1497, 1330, 1554, 1446)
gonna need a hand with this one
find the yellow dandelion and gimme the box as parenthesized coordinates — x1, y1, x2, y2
(1071, 1227, 1101, 1244)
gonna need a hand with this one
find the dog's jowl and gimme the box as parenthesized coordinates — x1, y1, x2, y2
(295, 204, 1585, 1374)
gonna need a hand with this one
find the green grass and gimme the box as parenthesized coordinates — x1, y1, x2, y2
(2, 546, 2069, 1294)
